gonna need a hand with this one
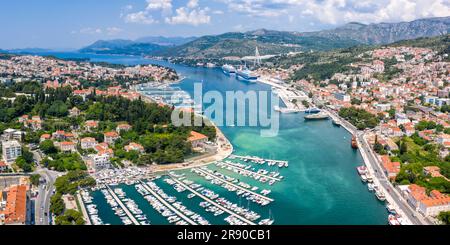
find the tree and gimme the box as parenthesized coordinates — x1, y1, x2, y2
(438, 211, 450, 225)
(40, 140, 58, 155)
(50, 193, 65, 216)
(400, 141, 408, 155)
(55, 209, 85, 225)
(47, 100, 68, 117)
(30, 174, 41, 186)
(15, 157, 32, 172)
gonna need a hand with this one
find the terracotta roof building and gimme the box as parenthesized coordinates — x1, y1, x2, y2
(0, 185, 29, 225)
(405, 184, 450, 217)
(188, 131, 209, 148)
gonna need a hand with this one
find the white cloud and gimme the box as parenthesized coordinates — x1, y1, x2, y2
(124, 11, 157, 24)
(146, 0, 172, 11)
(187, 0, 199, 8)
(165, 7, 211, 26)
(71, 27, 123, 35)
(212, 10, 224, 15)
(79, 27, 103, 35)
(218, 0, 450, 24)
(106, 27, 123, 36)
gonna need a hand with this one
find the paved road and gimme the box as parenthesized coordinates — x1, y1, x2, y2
(326, 108, 431, 225)
(32, 150, 60, 225)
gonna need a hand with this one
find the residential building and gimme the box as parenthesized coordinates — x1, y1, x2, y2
(57, 141, 76, 153)
(334, 92, 351, 102)
(69, 107, 80, 117)
(80, 137, 97, 150)
(2, 141, 22, 164)
(404, 184, 450, 217)
(104, 132, 120, 145)
(0, 161, 8, 172)
(380, 155, 401, 181)
(0, 185, 29, 225)
(116, 123, 132, 133)
(124, 142, 145, 153)
(423, 166, 449, 181)
(84, 120, 99, 131)
(188, 131, 209, 148)
(87, 153, 111, 172)
(40, 134, 51, 142)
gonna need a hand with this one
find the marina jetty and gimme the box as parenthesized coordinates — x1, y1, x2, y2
(257, 76, 308, 113)
(229, 155, 288, 168)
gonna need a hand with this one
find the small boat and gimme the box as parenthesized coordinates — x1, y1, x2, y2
(386, 203, 397, 214)
(357, 166, 367, 175)
(351, 136, 358, 149)
(361, 174, 368, 182)
(368, 183, 375, 191)
(375, 190, 386, 201)
(388, 214, 401, 225)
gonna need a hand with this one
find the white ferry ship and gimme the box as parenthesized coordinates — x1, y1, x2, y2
(222, 64, 236, 75)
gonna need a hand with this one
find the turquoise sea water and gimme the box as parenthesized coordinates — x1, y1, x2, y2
(40, 52, 389, 224)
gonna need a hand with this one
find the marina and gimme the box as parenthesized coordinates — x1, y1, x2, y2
(169, 176, 258, 225)
(192, 167, 274, 204)
(138, 180, 199, 225)
(105, 186, 140, 225)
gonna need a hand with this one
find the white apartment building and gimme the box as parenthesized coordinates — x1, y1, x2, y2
(2, 140, 22, 163)
(88, 153, 111, 172)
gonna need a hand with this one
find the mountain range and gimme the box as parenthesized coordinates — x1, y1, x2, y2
(301, 17, 450, 44)
(80, 16, 449, 59)
(79, 36, 196, 55)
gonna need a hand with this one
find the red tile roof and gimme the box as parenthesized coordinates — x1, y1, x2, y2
(188, 131, 208, 142)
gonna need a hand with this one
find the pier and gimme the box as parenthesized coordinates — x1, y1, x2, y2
(105, 186, 140, 225)
(194, 168, 274, 202)
(139, 181, 198, 225)
(77, 191, 92, 225)
(229, 155, 288, 168)
(218, 161, 282, 182)
(169, 176, 256, 225)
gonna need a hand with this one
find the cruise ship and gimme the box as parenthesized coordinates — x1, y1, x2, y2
(236, 68, 258, 82)
(222, 64, 236, 75)
(304, 112, 329, 121)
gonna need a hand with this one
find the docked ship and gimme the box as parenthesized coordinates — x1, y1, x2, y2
(332, 118, 342, 126)
(351, 136, 358, 149)
(305, 108, 321, 114)
(304, 112, 329, 121)
(222, 64, 236, 75)
(236, 68, 258, 82)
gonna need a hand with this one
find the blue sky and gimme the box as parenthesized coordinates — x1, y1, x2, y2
(1, 0, 449, 49)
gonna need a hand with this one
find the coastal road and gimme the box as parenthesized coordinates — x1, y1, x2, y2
(357, 132, 431, 225)
(326, 108, 431, 225)
(32, 150, 60, 225)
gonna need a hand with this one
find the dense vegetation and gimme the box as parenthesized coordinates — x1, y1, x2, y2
(50, 171, 95, 225)
(83, 96, 216, 164)
(339, 107, 380, 130)
(438, 211, 450, 225)
(390, 137, 450, 194)
(0, 77, 216, 168)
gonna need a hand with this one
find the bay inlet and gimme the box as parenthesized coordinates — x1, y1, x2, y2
(41, 52, 389, 225)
